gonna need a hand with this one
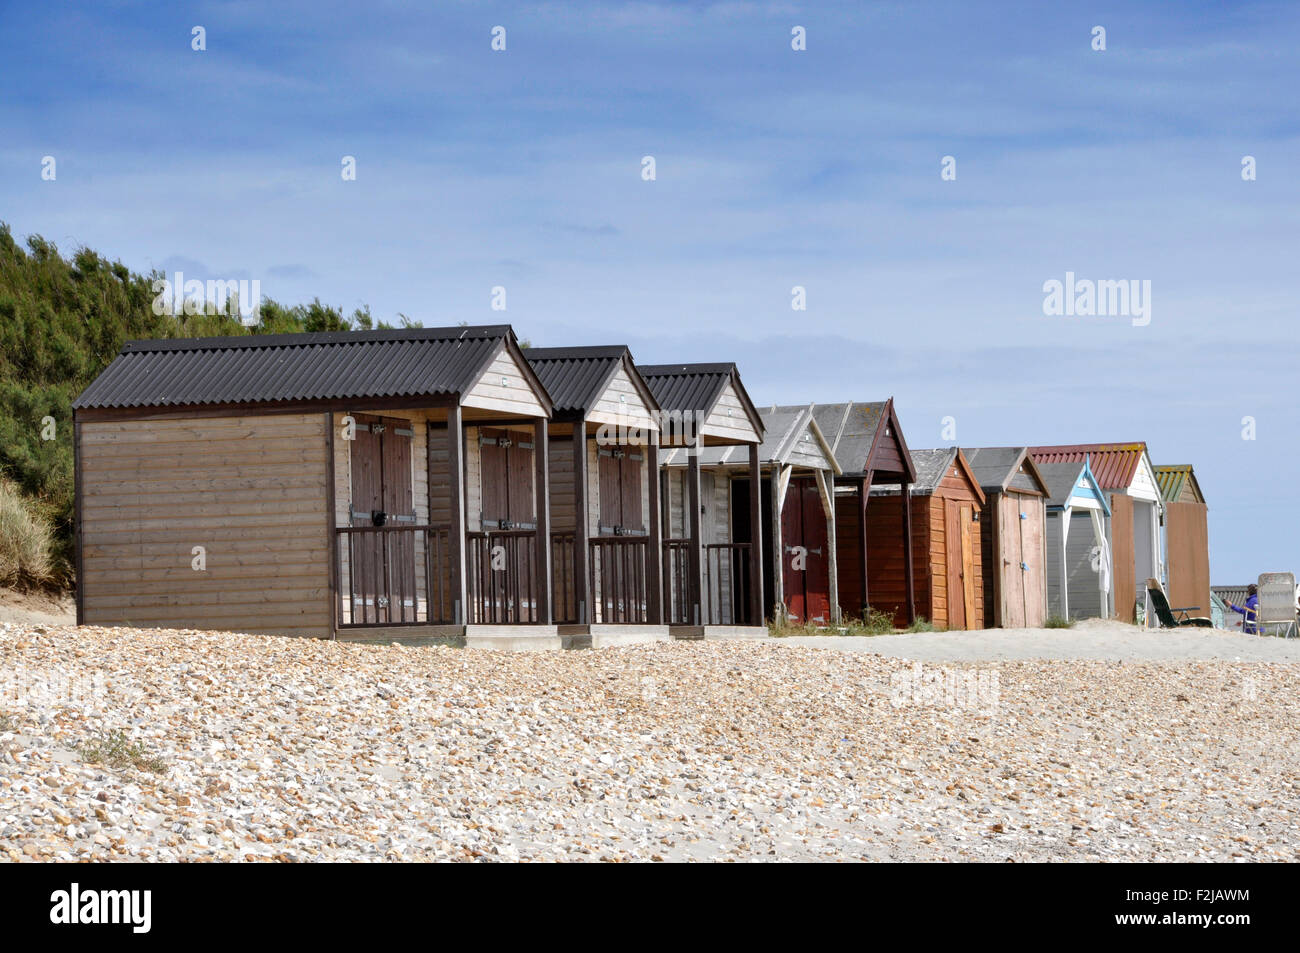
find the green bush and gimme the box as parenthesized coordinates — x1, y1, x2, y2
(1044, 615, 1075, 629)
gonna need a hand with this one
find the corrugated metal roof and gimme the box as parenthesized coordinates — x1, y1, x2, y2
(639, 362, 764, 441)
(638, 363, 735, 415)
(1028, 442, 1147, 490)
(795, 400, 913, 481)
(1153, 464, 1205, 503)
(525, 346, 637, 415)
(870, 447, 957, 496)
(73, 326, 523, 411)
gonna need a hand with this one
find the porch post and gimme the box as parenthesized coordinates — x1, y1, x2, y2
(534, 418, 551, 625)
(324, 412, 338, 638)
(771, 465, 786, 625)
(902, 478, 916, 625)
(748, 442, 763, 627)
(572, 424, 590, 624)
(645, 428, 663, 624)
(686, 450, 703, 626)
(447, 404, 468, 626)
(859, 475, 870, 617)
(816, 469, 839, 624)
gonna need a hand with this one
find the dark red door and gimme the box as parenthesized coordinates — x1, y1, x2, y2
(478, 428, 537, 622)
(782, 478, 831, 623)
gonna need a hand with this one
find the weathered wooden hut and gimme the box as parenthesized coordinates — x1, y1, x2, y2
(804, 400, 918, 625)
(1029, 443, 1163, 623)
(962, 447, 1051, 628)
(1036, 459, 1111, 620)
(524, 346, 667, 646)
(661, 404, 841, 625)
(1153, 464, 1210, 622)
(639, 363, 766, 636)
(869, 448, 986, 629)
(72, 326, 576, 649)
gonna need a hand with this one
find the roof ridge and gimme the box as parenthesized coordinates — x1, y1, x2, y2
(120, 325, 513, 354)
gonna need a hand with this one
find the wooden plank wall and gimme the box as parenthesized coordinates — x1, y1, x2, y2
(80, 413, 330, 637)
(863, 494, 929, 628)
(1165, 501, 1210, 617)
(1110, 494, 1136, 622)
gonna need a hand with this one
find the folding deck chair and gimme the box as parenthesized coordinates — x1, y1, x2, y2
(1145, 578, 1213, 628)
(1256, 572, 1298, 638)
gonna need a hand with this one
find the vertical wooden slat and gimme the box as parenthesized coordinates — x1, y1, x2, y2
(572, 427, 590, 624)
(859, 475, 871, 616)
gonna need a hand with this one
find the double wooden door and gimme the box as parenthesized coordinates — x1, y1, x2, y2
(349, 413, 416, 622)
(782, 478, 830, 623)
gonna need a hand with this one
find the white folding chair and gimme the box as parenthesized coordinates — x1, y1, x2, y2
(1257, 572, 1298, 638)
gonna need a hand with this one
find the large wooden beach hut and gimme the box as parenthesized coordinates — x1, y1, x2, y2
(72, 326, 572, 649)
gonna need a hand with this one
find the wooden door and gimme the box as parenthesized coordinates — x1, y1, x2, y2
(1165, 501, 1210, 616)
(480, 428, 535, 530)
(1109, 493, 1135, 622)
(1020, 498, 1047, 627)
(597, 446, 645, 535)
(998, 496, 1025, 628)
(945, 500, 967, 630)
(348, 414, 415, 623)
(959, 504, 976, 628)
(782, 478, 831, 623)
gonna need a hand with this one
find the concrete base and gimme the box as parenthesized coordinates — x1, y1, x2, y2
(463, 624, 562, 652)
(670, 624, 770, 641)
(338, 624, 465, 647)
(557, 624, 672, 649)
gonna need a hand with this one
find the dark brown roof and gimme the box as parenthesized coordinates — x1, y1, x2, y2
(803, 399, 915, 483)
(73, 326, 544, 411)
(525, 346, 659, 419)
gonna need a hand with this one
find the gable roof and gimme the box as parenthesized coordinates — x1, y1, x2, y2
(870, 447, 985, 504)
(524, 345, 659, 422)
(1027, 442, 1148, 490)
(1036, 460, 1111, 514)
(73, 325, 552, 414)
(638, 362, 764, 443)
(804, 399, 916, 483)
(1153, 464, 1206, 504)
(660, 404, 839, 471)
(962, 446, 1051, 496)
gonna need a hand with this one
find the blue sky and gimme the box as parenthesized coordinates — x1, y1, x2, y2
(2, 1, 1298, 582)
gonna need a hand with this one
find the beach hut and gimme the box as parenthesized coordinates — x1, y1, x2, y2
(1029, 443, 1163, 623)
(639, 363, 767, 636)
(802, 400, 918, 625)
(1036, 459, 1111, 620)
(661, 404, 841, 625)
(524, 346, 667, 646)
(1153, 464, 1211, 622)
(72, 326, 573, 649)
(962, 448, 1051, 628)
(869, 448, 986, 629)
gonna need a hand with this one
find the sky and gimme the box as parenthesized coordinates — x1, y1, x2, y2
(1, 0, 1297, 582)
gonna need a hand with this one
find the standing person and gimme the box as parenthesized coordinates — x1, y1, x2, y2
(1227, 584, 1260, 634)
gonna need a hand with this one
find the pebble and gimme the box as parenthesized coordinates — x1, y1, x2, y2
(0, 622, 1297, 861)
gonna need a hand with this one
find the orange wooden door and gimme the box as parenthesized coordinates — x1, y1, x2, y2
(1109, 494, 1135, 622)
(945, 500, 967, 630)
